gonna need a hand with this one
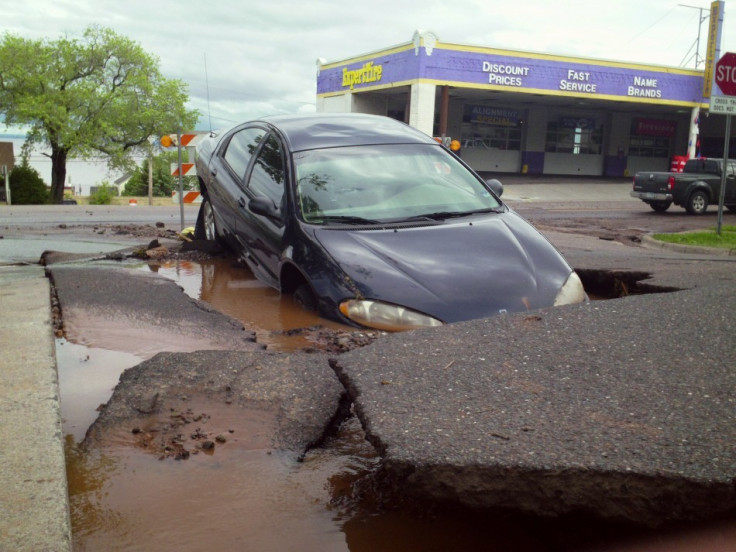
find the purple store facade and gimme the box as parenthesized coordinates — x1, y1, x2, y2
(316, 30, 726, 178)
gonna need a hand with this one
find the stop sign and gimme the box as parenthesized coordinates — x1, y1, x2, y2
(715, 52, 736, 96)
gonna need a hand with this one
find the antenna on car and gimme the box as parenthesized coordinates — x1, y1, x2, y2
(204, 53, 214, 135)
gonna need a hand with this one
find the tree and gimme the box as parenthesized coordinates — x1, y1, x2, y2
(9, 160, 48, 204)
(0, 26, 198, 203)
(122, 152, 196, 197)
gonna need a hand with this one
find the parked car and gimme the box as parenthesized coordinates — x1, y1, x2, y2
(630, 157, 736, 214)
(194, 113, 586, 331)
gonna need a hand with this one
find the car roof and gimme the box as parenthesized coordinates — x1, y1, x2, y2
(252, 113, 438, 152)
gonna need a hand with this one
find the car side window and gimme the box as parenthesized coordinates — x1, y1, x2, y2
(223, 127, 267, 182)
(248, 134, 285, 207)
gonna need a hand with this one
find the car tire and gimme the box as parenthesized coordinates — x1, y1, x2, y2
(727, 205, 736, 213)
(648, 201, 671, 212)
(686, 190, 709, 215)
(194, 197, 219, 241)
(293, 284, 317, 311)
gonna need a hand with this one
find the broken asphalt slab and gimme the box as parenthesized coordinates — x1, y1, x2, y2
(332, 283, 736, 526)
(47, 264, 263, 358)
(83, 350, 346, 460)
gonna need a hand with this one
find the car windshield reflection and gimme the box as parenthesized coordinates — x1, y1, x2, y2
(295, 144, 501, 224)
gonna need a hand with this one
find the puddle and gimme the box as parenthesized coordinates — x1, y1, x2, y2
(56, 339, 143, 441)
(145, 258, 353, 351)
(66, 408, 371, 550)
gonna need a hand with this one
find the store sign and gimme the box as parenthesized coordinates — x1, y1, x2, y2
(633, 118, 677, 136)
(318, 44, 705, 105)
(482, 62, 529, 87)
(467, 105, 521, 126)
(703, 1, 724, 98)
(341, 61, 383, 90)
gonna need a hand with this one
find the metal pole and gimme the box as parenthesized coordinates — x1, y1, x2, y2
(716, 114, 731, 235)
(2, 165, 10, 205)
(177, 130, 185, 231)
(148, 145, 153, 206)
(678, 4, 710, 67)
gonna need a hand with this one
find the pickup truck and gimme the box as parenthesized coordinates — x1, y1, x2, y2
(630, 158, 736, 214)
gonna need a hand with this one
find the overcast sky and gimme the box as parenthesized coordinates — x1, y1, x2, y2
(4, 0, 736, 132)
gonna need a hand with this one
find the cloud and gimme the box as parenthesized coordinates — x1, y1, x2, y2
(4, 0, 735, 130)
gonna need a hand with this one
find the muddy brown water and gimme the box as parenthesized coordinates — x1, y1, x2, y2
(58, 258, 736, 551)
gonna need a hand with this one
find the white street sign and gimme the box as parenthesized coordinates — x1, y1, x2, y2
(710, 94, 736, 114)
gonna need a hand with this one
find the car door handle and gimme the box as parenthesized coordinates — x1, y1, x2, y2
(210, 168, 217, 177)
(238, 198, 246, 209)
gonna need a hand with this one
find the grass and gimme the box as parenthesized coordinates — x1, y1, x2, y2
(653, 225, 736, 249)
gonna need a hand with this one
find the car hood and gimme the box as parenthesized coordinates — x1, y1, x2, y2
(313, 212, 573, 323)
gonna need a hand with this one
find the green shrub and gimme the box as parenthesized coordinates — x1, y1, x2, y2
(89, 182, 115, 205)
(8, 164, 48, 204)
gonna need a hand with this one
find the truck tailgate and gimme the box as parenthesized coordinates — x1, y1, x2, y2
(633, 172, 671, 194)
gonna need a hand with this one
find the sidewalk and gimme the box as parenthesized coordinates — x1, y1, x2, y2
(0, 264, 72, 551)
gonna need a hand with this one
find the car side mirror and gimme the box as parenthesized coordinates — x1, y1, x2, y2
(486, 178, 503, 197)
(249, 196, 281, 220)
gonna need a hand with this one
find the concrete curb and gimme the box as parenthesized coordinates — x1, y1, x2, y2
(640, 233, 736, 256)
(0, 265, 71, 551)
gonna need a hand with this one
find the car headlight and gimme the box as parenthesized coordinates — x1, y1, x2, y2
(554, 271, 587, 306)
(339, 299, 444, 332)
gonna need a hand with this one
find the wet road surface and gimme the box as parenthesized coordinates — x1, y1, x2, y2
(4, 192, 736, 550)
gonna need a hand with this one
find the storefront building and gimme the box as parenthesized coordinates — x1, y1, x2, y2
(316, 31, 726, 177)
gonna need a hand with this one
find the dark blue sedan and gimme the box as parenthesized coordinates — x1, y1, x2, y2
(194, 113, 585, 331)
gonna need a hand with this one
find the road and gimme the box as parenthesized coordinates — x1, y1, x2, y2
(2, 182, 736, 549)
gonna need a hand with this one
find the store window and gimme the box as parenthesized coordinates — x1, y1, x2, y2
(545, 117, 602, 154)
(460, 105, 522, 151)
(628, 118, 676, 158)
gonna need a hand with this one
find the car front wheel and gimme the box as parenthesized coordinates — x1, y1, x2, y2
(195, 197, 219, 241)
(686, 190, 708, 215)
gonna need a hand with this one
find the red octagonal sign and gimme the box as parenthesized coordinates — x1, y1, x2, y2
(715, 52, 736, 96)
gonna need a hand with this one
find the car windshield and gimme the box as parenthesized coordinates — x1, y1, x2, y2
(294, 144, 502, 224)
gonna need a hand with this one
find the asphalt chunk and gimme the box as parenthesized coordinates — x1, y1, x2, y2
(332, 283, 736, 526)
(48, 265, 263, 357)
(84, 350, 347, 459)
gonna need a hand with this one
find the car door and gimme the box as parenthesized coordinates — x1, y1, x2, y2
(238, 132, 287, 287)
(726, 161, 736, 203)
(208, 126, 268, 247)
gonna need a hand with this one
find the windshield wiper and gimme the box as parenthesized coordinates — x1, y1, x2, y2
(312, 215, 384, 225)
(411, 206, 504, 220)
